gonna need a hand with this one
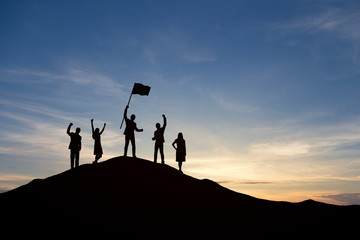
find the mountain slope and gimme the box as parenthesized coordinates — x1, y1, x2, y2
(1, 156, 359, 238)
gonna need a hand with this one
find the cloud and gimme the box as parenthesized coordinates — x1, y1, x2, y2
(65, 68, 125, 96)
(250, 141, 311, 156)
(209, 93, 257, 113)
(272, 7, 360, 41)
(244, 115, 360, 157)
(0, 98, 122, 163)
(182, 53, 217, 63)
(0, 67, 125, 97)
(0, 68, 65, 83)
(316, 193, 360, 205)
(142, 27, 216, 64)
(0, 172, 35, 193)
(217, 181, 275, 185)
(0, 99, 74, 122)
(0, 173, 34, 182)
(0, 111, 73, 158)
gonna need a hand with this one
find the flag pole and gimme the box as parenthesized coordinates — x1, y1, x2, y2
(120, 92, 133, 129)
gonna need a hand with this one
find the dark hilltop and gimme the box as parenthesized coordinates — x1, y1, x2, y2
(1, 156, 359, 238)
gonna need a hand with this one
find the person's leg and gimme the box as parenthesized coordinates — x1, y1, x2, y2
(154, 144, 158, 163)
(93, 154, 101, 164)
(70, 150, 74, 169)
(75, 151, 79, 168)
(124, 137, 129, 156)
(159, 143, 164, 164)
(131, 137, 136, 158)
(178, 162, 182, 173)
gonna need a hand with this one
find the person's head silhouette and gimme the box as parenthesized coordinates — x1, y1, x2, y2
(156, 123, 160, 129)
(131, 114, 136, 121)
(76, 127, 81, 134)
(178, 132, 183, 139)
(95, 128, 100, 134)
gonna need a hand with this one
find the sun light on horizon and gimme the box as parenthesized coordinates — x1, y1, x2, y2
(1, 0, 360, 205)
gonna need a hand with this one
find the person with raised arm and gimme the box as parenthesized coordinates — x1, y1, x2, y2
(91, 119, 106, 164)
(152, 114, 167, 164)
(123, 105, 143, 158)
(66, 123, 82, 169)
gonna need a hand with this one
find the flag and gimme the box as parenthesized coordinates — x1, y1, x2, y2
(131, 83, 151, 96)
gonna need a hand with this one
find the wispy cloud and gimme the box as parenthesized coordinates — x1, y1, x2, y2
(0, 98, 122, 165)
(209, 92, 258, 113)
(0, 172, 35, 193)
(0, 67, 125, 97)
(0, 107, 75, 159)
(316, 192, 360, 205)
(250, 141, 311, 156)
(0, 99, 75, 122)
(271, 7, 360, 41)
(182, 53, 217, 63)
(65, 68, 125, 96)
(0, 68, 65, 83)
(0, 172, 34, 182)
(218, 180, 275, 185)
(142, 27, 217, 65)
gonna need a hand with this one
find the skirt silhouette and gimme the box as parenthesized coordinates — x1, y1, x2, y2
(93, 134, 103, 155)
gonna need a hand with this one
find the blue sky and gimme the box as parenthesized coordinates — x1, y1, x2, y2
(1, 0, 360, 205)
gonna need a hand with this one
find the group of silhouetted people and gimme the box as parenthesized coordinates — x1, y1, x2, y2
(66, 105, 186, 172)
(67, 119, 106, 169)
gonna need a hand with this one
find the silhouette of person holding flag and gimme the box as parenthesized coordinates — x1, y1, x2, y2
(172, 132, 186, 173)
(120, 83, 151, 129)
(123, 105, 143, 158)
(120, 83, 150, 158)
(66, 123, 82, 169)
(91, 119, 106, 164)
(152, 114, 167, 164)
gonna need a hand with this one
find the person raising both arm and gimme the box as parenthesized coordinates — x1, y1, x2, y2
(91, 119, 106, 164)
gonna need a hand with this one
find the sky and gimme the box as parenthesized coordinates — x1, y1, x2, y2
(1, 0, 360, 205)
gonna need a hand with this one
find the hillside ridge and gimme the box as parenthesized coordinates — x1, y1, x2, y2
(1, 156, 359, 238)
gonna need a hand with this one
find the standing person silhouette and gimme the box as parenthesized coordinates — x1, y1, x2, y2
(123, 105, 143, 158)
(152, 114, 167, 164)
(172, 132, 186, 173)
(66, 123, 82, 169)
(91, 119, 106, 164)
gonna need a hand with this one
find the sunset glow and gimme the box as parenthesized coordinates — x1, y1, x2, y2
(1, 0, 360, 205)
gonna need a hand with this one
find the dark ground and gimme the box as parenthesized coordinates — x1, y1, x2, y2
(1, 156, 359, 238)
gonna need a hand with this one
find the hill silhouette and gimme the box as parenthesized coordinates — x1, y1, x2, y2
(1, 156, 359, 238)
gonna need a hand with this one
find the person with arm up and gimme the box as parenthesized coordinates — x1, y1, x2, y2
(123, 105, 143, 158)
(67, 123, 82, 169)
(152, 114, 167, 164)
(91, 119, 106, 164)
